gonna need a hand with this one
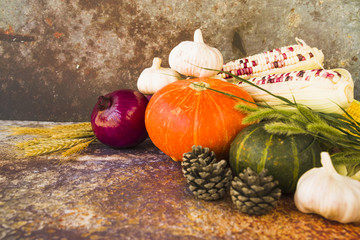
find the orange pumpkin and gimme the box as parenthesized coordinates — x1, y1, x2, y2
(145, 77, 255, 161)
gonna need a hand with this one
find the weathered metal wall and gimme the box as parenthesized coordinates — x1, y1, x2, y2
(0, 0, 359, 121)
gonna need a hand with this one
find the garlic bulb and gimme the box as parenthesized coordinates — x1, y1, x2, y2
(137, 57, 180, 95)
(294, 152, 360, 223)
(169, 29, 223, 78)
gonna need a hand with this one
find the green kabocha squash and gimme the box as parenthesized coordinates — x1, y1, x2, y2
(229, 121, 321, 194)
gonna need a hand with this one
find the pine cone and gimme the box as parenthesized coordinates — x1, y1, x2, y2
(230, 167, 281, 216)
(182, 145, 232, 201)
(182, 145, 216, 176)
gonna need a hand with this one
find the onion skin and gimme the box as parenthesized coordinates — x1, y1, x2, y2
(91, 89, 149, 148)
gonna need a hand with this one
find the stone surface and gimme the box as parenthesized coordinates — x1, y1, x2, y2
(0, 120, 360, 239)
(0, 0, 359, 121)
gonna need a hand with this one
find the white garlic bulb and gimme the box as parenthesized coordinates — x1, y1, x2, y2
(137, 57, 180, 95)
(169, 29, 223, 78)
(294, 152, 360, 223)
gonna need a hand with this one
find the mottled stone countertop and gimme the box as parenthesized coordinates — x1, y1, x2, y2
(0, 120, 359, 240)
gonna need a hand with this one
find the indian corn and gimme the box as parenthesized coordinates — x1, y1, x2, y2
(236, 68, 354, 114)
(345, 100, 360, 122)
(218, 38, 324, 80)
(343, 100, 360, 138)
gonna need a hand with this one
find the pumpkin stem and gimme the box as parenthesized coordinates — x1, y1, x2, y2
(151, 57, 162, 70)
(190, 81, 210, 91)
(194, 29, 204, 43)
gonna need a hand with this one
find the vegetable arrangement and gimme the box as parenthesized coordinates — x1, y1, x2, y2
(10, 28, 360, 224)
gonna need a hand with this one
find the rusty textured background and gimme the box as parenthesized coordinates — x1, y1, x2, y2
(0, 0, 359, 121)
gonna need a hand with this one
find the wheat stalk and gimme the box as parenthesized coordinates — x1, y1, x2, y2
(23, 138, 84, 149)
(23, 138, 91, 157)
(15, 138, 46, 148)
(10, 122, 93, 135)
(51, 130, 94, 139)
(61, 137, 96, 157)
(10, 127, 54, 136)
(11, 122, 96, 158)
(50, 122, 92, 130)
(18, 138, 84, 149)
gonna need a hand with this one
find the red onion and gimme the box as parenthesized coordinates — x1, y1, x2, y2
(91, 89, 149, 148)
